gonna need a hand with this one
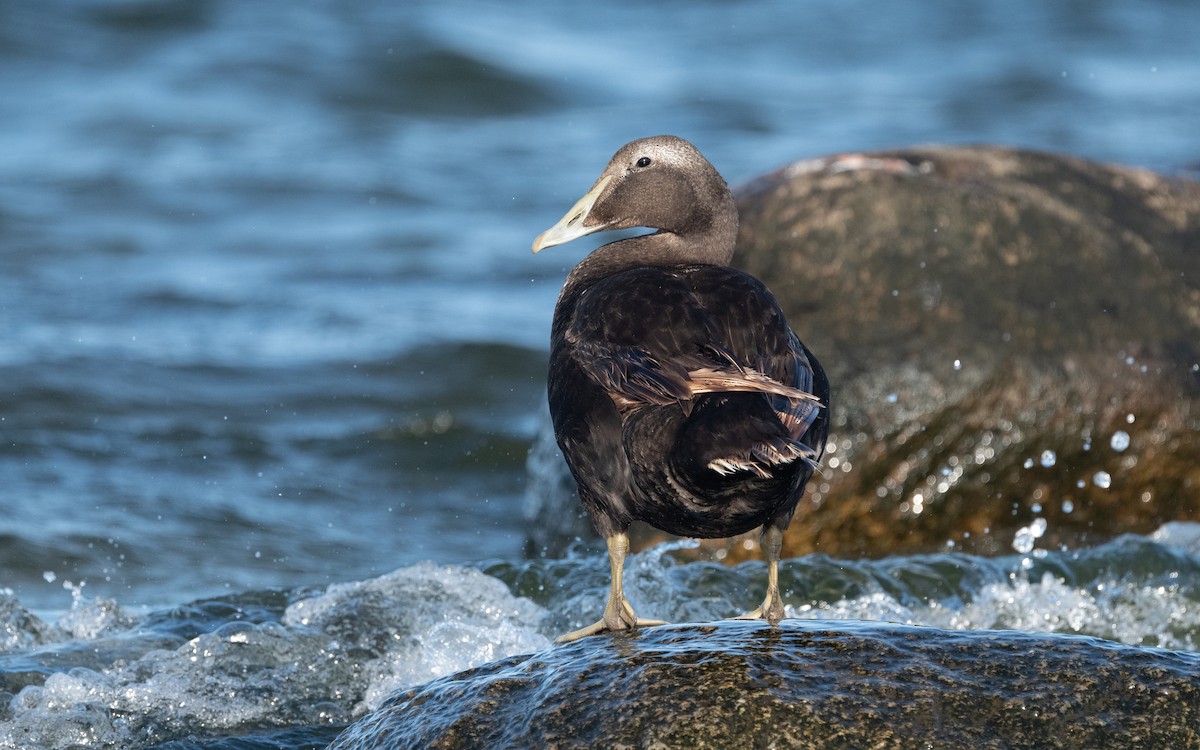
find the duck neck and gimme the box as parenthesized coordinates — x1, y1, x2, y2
(563, 208, 739, 293)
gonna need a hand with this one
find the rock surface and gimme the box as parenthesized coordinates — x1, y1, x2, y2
(736, 146, 1200, 556)
(525, 146, 1200, 558)
(329, 619, 1200, 749)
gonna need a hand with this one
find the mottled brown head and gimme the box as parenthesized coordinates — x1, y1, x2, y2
(532, 135, 738, 266)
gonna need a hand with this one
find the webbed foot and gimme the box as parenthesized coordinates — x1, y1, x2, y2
(556, 608, 667, 642)
(732, 591, 786, 625)
(555, 532, 667, 643)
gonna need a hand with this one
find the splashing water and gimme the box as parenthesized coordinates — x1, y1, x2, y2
(0, 564, 550, 749)
(3, 526, 1200, 748)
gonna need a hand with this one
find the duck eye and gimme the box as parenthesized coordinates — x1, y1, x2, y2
(635, 156, 652, 168)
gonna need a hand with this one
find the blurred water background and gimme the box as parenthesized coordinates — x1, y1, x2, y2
(1, 0, 1198, 747)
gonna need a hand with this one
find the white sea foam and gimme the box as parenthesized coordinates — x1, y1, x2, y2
(601, 524, 1200, 653)
(282, 562, 551, 712)
(787, 571, 1197, 651)
(0, 563, 549, 750)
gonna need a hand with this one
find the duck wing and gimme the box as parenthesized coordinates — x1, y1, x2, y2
(565, 265, 826, 467)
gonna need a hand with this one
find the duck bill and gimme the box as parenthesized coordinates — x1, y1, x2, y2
(532, 175, 614, 253)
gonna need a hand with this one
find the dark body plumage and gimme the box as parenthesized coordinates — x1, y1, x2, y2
(533, 135, 829, 640)
(549, 264, 828, 540)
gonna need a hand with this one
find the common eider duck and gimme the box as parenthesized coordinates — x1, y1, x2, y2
(533, 135, 829, 642)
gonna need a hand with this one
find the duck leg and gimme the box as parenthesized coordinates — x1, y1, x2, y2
(557, 532, 667, 643)
(734, 525, 787, 624)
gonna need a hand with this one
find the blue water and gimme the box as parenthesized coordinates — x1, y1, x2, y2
(1, 1, 1199, 747)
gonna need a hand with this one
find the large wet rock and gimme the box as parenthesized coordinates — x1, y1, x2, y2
(737, 146, 1200, 556)
(329, 619, 1200, 749)
(525, 146, 1200, 558)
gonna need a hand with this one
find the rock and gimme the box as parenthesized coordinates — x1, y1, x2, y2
(329, 619, 1200, 749)
(525, 146, 1200, 558)
(736, 146, 1200, 556)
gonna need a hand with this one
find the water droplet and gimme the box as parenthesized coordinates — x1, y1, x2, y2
(1031, 503, 1042, 514)
(1012, 518, 1047, 555)
(1061, 499, 1074, 513)
(1110, 431, 1130, 452)
(42, 571, 56, 583)
(1023, 458, 1034, 469)
(1040, 450, 1057, 468)
(1012, 532, 1033, 554)
(953, 359, 962, 371)
(1093, 471, 1111, 489)
(886, 392, 898, 404)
